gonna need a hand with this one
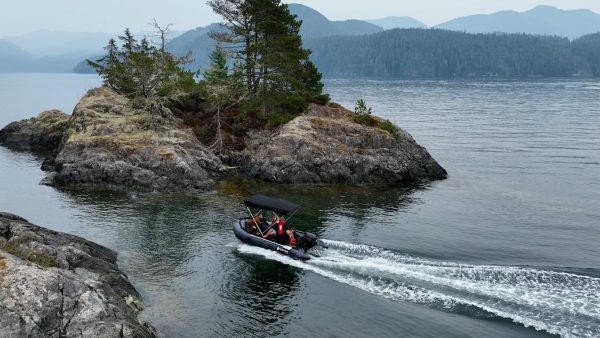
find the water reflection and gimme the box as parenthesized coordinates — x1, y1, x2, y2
(44, 175, 426, 337)
(219, 176, 426, 235)
(219, 254, 301, 337)
(54, 188, 243, 276)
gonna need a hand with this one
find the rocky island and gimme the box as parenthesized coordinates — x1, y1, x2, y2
(0, 87, 446, 192)
(0, 212, 156, 337)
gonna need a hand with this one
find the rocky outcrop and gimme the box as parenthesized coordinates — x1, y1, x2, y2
(1, 87, 447, 190)
(45, 87, 225, 193)
(0, 212, 156, 337)
(229, 103, 447, 184)
(0, 110, 70, 153)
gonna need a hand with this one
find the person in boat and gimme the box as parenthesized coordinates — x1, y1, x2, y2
(263, 217, 289, 245)
(246, 212, 272, 236)
(245, 213, 261, 234)
(263, 217, 297, 247)
(287, 229, 297, 247)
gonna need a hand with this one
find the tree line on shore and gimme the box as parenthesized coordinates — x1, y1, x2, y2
(305, 28, 600, 78)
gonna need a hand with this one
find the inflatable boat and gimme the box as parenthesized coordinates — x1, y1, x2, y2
(234, 194, 327, 260)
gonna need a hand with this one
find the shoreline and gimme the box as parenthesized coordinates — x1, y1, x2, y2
(0, 212, 157, 337)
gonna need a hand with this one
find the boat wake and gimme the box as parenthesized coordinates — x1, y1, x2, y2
(237, 240, 600, 338)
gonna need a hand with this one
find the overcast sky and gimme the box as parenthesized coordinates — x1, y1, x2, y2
(1, 0, 600, 37)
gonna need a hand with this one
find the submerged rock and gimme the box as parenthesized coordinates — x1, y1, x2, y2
(230, 103, 447, 184)
(47, 87, 225, 193)
(0, 109, 70, 153)
(0, 212, 156, 337)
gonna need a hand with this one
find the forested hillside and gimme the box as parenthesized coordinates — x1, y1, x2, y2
(305, 29, 600, 78)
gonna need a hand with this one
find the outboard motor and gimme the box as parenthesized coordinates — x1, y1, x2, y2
(296, 232, 319, 252)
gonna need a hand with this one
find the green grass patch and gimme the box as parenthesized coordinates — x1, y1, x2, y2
(0, 241, 58, 268)
(377, 119, 397, 133)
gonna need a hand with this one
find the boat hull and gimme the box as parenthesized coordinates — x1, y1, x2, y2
(233, 220, 312, 260)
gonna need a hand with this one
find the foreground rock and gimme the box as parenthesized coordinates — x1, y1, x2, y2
(0, 212, 156, 337)
(46, 87, 224, 193)
(0, 109, 69, 153)
(230, 103, 447, 184)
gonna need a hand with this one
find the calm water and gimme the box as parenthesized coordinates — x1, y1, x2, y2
(1, 74, 599, 338)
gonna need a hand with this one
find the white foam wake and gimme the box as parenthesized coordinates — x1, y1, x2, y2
(237, 240, 600, 338)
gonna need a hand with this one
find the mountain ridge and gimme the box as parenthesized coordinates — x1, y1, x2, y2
(161, 4, 383, 72)
(365, 17, 427, 30)
(4, 4, 600, 73)
(436, 5, 600, 39)
(288, 4, 382, 38)
(0, 39, 34, 72)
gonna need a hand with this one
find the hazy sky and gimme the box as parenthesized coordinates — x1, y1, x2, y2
(1, 0, 600, 37)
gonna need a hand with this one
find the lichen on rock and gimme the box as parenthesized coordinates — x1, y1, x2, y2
(0, 212, 156, 338)
(1, 87, 447, 191)
(229, 103, 447, 184)
(0, 109, 70, 153)
(47, 87, 226, 193)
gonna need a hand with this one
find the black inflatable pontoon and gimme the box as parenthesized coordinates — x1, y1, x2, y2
(234, 194, 327, 260)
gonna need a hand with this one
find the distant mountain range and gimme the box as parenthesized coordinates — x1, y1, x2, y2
(4, 30, 114, 57)
(365, 17, 427, 30)
(0, 38, 97, 73)
(163, 24, 224, 73)
(288, 4, 381, 38)
(151, 3, 383, 72)
(0, 30, 114, 73)
(436, 5, 600, 39)
(0, 40, 33, 72)
(1, 30, 185, 73)
(3, 4, 600, 74)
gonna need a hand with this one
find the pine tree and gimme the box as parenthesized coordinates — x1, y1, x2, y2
(208, 0, 327, 114)
(87, 28, 194, 109)
(121, 28, 137, 53)
(203, 45, 229, 83)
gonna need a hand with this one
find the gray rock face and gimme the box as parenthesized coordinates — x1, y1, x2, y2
(0, 212, 156, 338)
(0, 110, 70, 153)
(1, 87, 446, 190)
(230, 104, 447, 184)
(45, 87, 225, 193)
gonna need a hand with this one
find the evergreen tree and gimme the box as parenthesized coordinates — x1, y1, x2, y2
(201, 46, 250, 153)
(121, 28, 137, 53)
(88, 28, 194, 106)
(207, 0, 327, 114)
(203, 45, 229, 82)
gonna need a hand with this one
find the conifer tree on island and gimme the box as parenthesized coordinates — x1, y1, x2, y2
(87, 28, 195, 119)
(207, 0, 329, 117)
(87, 2, 330, 151)
(201, 45, 245, 154)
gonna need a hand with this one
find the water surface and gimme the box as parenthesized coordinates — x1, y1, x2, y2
(0, 74, 599, 337)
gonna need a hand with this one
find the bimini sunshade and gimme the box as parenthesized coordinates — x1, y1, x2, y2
(244, 194, 301, 215)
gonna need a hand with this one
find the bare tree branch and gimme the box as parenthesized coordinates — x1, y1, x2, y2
(150, 18, 173, 52)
